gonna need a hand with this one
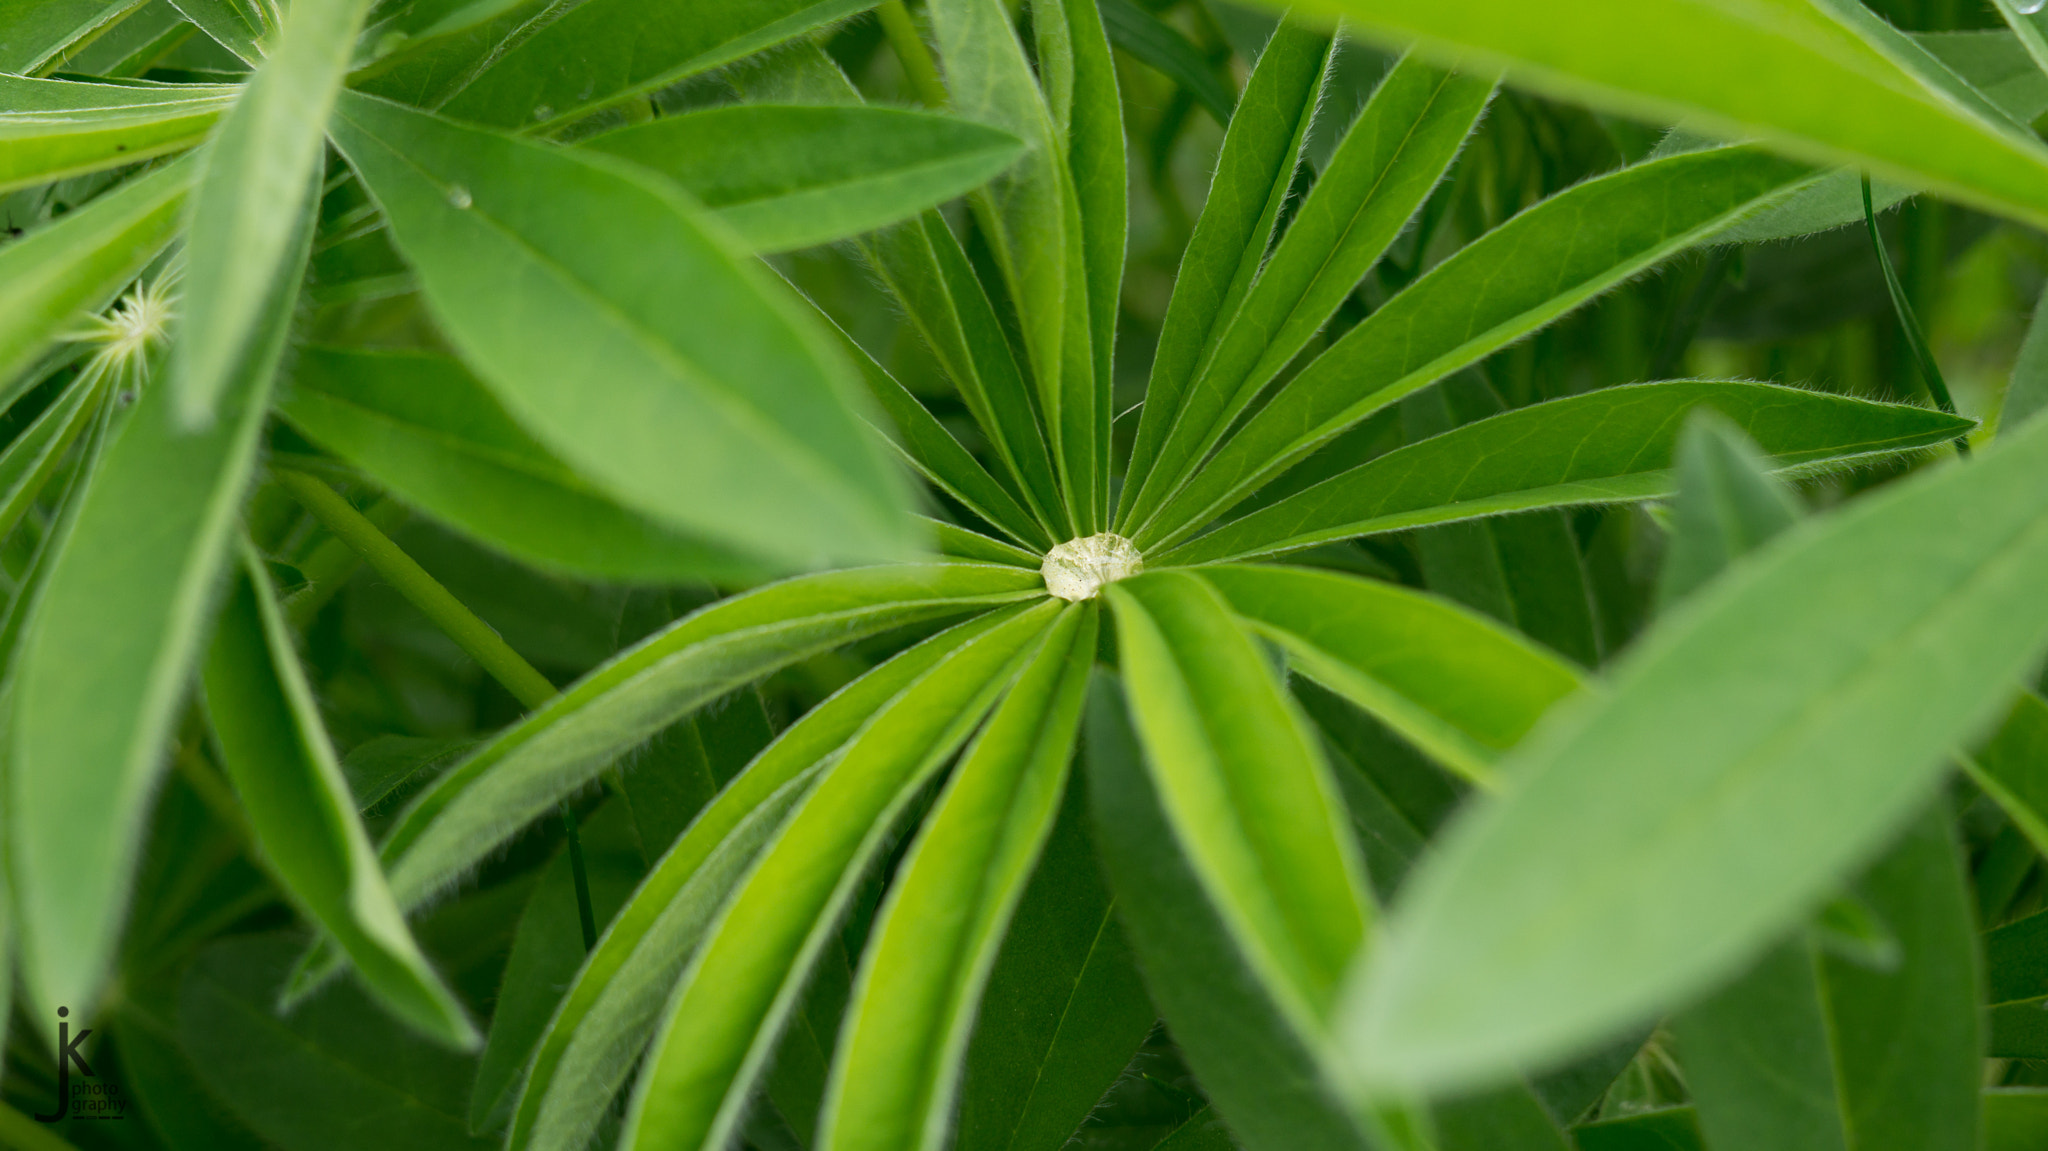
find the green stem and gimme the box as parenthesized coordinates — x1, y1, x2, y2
(277, 471, 600, 947)
(879, 0, 949, 109)
(275, 470, 556, 708)
(1861, 174, 1968, 457)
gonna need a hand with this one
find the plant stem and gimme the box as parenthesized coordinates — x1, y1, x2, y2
(276, 470, 600, 949)
(1861, 174, 1968, 456)
(275, 470, 556, 708)
(879, 0, 949, 109)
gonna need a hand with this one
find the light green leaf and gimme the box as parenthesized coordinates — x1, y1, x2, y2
(508, 612, 1014, 1151)
(1083, 666, 1374, 1151)
(436, 0, 879, 129)
(1294, 0, 2048, 231)
(0, 0, 146, 73)
(1162, 381, 1966, 566)
(0, 365, 105, 543)
(1121, 55, 1493, 532)
(820, 603, 1096, 1151)
(8, 138, 301, 1023)
(202, 539, 476, 1049)
(2004, 280, 2048, 435)
(168, 0, 266, 63)
(329, 91, 922, 572)
(580, 104, 1025, 254)
(279, 345, 770, 584)
(1139, 146, 1815, 549)
(172, 0, 369, 427)
(619, 601, 1061, 1151)
(1121, 16, 1331, 520)
(1052, 0, 1123, 530)
(954, 778, 1156, 1151)
(0, 76, 232, 194)
(0, 155, 191, 403)
(1201, 564, 1583, 787)
(1340, 394, 2048, 1099)
(1653, 410, 1805, 610)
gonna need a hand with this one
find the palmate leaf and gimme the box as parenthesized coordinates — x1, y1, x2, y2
(1293, 0, 2048, 231)
(171, 0, 370, 427)
(0, 75, 233, 194)
(819, 603, 1096, 1151)
(581, 104, 1026, 255)
(507, 612, 1016, 1151)
(202, 539, 476, 1049)
(1340, 392, 2048, 1100)
(278, 345, 771, 584)
(1135, 145, 1816, 550)
(619, 602, 1062, 1151)
(327, 91, 922, 572)
(1164, 381, 1973, 566)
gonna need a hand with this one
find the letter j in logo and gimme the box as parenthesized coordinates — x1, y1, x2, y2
(32, 1006, 93, 1124)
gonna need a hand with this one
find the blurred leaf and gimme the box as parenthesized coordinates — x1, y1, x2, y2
(1653, 411, 1804, 610)
(1100, 0, 1233, 123)
(330, 91, 922, 571)
(955, 776, 1156, 1151)
(0, 365, 105, 542)
(1141, 146, 1814, 550)
(2004, 280, 2048, 435)
(1987, 1089, 2048, 1151)
(582, 104, 1025, 254)
(1967, 693, 2048, 859)
(1294, 0, 2048, 231)
(619, 602, 1060, 1151)
(1572, 1109, 1705, 1151)
(0, 76, 231, 194)
(0, 0, 145, 73)
(171, 0, 369, 427)
(0, 154, 191, 403)
(280, 345, 769, 583)
(203, 539, 476, 1048)
(1341, 396, 2048, 1099)
(1164, 381, 1969, 566)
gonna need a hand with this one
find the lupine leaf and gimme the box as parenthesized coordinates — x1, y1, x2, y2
(171, 0, 370, 427)
(821, 603, 1095, 1151)
(0, 365, 104, 542)
(1292, 0, 2048, 231)
(1162, 381, 1970, 566)
(619, 601, 1061, 1151)
(1100, 0, 1233, 123)
(1962, 691, 2048, 858)
(202, 539, 477, 1048)
(1653, 410, 1805, 610)
(168, 0, 266, 63)
(0, 76, 232, 194)
(1137, 146, 1815, 550)
(1341, 396, 2048, 1099)
(279, 345, 769, 583)
(328, 91, 921, 572)
(581, 104, 1025, 254)
(0, 0, 146, 73)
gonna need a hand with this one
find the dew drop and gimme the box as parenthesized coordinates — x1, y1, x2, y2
(2022, 0, 2046, 14)
(447, 184, 472, 210)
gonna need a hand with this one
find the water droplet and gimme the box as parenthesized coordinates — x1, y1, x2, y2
(533, 105, 553, 121)
(2022, 0, 2046, 14)
(447, 185, 472, 210)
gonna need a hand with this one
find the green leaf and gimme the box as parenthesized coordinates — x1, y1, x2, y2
(1121, 55, 1493, 532)
(1988, 1090, 2048, 1151)
(1572, 1108, 1705, 1151)
(1294, 0, 2048, 231)
(954, 777, 1156, 1151)
(203, 539, 476, 1049)
(329, 91, 922, 571)
(171, 0, 369, 427)
(0, 0, 145, 73)
(1137, 146, 1815, 550)
(1200, 563, 1583, 787)
(1433, 1085, 1570, 1151)
(1962, 691, 2048, 859)
(279, 345, 770, 584)
(1162, 381, 1969, 566)
(0, 76, 232, 194)
(1121, 16, 1331, 519)
(580, 104, 1025, 254)
(1676, 807, 1981, 1151)
(2004, 280, 2048, 435)
(0, 154, 191, 402)
(820, 602, 1096, 1151)
(1340, 392, 2048, 1099)
(1654, 411, 1805, 610)
(178, 935, 496, 1151)
(0, 365, 105, 543)
(508, 612, 1013, 1151)
(168, 0, 266, 63)
(435, 0, 879, 130)
(368, 564, 1044, 922)
(467, 801, 642, 1133)
(1052, 0, 1124, 530)
(619, 601, 1061, 1151)
(1083, 667, 1373, 1151)
(1099, 0, 1233, 123)
(8, 139, 302, 1024)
